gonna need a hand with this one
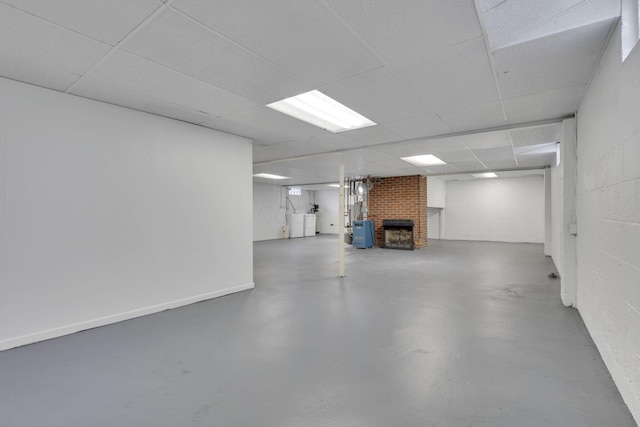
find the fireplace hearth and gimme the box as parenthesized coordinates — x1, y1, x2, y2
(382, 219, 414, 250)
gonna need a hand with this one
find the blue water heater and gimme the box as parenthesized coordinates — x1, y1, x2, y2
(352, 220, 375, 249)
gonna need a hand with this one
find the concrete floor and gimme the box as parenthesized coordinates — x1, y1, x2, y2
(0, 237, 636, 426)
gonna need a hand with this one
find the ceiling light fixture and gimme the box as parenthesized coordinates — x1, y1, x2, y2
(400, 154, 446, 166)
(253, 173, 290, 180)
(267, 90, 376, 133)
(328, 184, 341, 187)
(472, 172, 498, 178)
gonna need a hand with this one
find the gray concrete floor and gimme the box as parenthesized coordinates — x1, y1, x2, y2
(0, 237, 636, 427)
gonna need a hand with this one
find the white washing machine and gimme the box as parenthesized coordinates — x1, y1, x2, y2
(286, 213, 305, 238)
(304, 214, 316, 237)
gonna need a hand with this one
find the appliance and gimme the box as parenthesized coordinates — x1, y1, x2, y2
(352, 220, 375, 248)
(304, 214, 317, 237)
(286, 213, 305, 238)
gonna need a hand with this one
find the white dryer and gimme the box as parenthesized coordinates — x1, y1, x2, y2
(304, 214, 316, 237)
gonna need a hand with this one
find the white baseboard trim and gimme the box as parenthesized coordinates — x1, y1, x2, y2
(0, 282, 255, 352)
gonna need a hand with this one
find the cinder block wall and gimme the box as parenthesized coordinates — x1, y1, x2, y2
(573, 21, 640, 422)
(368, 175, 427, 248)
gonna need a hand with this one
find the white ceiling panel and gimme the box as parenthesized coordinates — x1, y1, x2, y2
(322, 0, 482, 63)
(0, 3, 110, 89)
(472, 146, 516, 163)
(321, 67, 433, 124)
(494, 19, 614, 99)
(491, 0, 620, 49)
(514, 142, 558, 155)
(297, 134, 364, 153)
(437, 101, 507, 133)
(482, 0, 585, 48)
(383, 114, 450, 140)
(392, 37, 500, 112)
(172, 0, 382, 87)
(121, 8, 309, 104)
(340, 125, 402, 146)
(432, 150, 478, 163)
(446, 161, 487, 172)
(0, 60, 78, 92)
(410, 137, 469, 153)
(0, 1, 620, 184)
(0, 0, 163, 45)
(254, 141, 325, 160)
(203, 106, 328, 146)
(372, 156, 424, 169)
(515, 152, 556, 167)
(458, 131, 513, 149)
(510, 124, 562, 146)
(504, 85, 585, 123)
(69, 83, 214, 125)
(478, 0, 507, 14)
(70, 51, 257, 118)
(482, 158, 518, 169)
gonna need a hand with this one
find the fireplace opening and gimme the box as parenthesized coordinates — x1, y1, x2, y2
(382, 219, 414, 250)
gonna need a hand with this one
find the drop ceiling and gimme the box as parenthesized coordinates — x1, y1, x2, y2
(0, 0, 620, 185)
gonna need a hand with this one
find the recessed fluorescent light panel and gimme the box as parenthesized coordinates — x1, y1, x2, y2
(400, 154, 446, 167)
(328, 184, 341, 187)
(253, 173, 290, 180)
(472, 172, 498, 178)
(267, 90, 376, 133)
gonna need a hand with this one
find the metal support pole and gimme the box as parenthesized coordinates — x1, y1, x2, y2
(338, 160, 345, 277)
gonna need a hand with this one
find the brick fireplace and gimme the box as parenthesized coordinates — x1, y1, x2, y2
(367, 175, 427, 249)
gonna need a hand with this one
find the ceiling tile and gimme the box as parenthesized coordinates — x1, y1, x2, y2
(447, 161, 487, 172)
(494, 19, 614, 99)
(482, 0, 585, 48)
(514, 142, 558, 155)
(433, 149, 477, 163)
(437, 101, 507, 133)
(0, 60, 78, 91)
(458, 131, 513, 149)
(410, 137, 469, 152)
(483, 159, 518, 169)
(503, 85, 585, 123)
(491, 0, 620, 49)
(340, 125, 402, 146)
(121, 8, 309, 104)
(510, 123, 562, 146)
(1, 0, 163, 45)
(472, 146, 516, 163)
(69, 51, 257, 118)
(0, 3, 110, 90)
(478, 0, 507, 13)
(202, 105, 328, 145)
(172, 0, 382, 86)
(322, 0, 482, 63)
(392, 37, 500, 112)
(321, 67, 433, 124)
(68, 82, 214, 125)
(382, 114, 450, 140)
(515, 152, 556, 167)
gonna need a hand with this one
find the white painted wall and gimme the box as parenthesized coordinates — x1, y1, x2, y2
(286, 189, 313, 215)
(427, 208, 442, 239)
(316, 189, 340, 234)
(427, 176, 446, 208)
(550, 119, 577, 306)
(574, 22, 640, 423)
(253, 182, 285, 241)
(443, 176, 544, 243)
(0, 78, 254, 351)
